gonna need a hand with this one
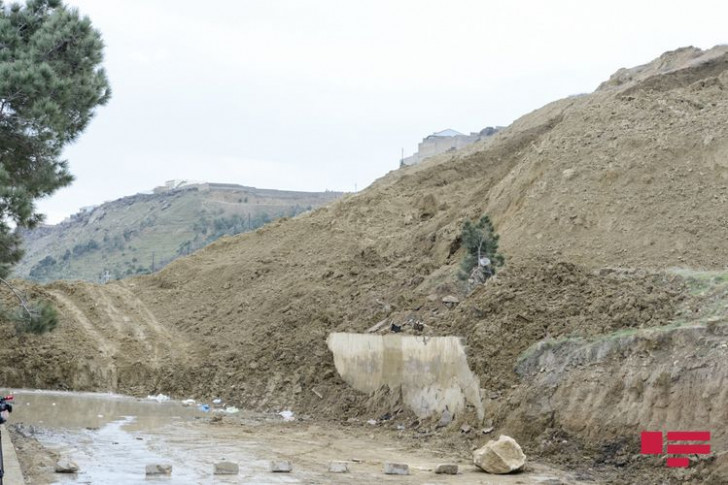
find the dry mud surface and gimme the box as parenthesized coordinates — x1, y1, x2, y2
(3, 46, 728, 483)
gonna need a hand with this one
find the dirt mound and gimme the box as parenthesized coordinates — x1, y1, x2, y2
(0, 280, 191, 394)
(435, 261, 686, 391)
(598, 45, 728, 92)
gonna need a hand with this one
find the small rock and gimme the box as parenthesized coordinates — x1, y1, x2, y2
(55, 458, 79, 473)
(437, 408, 452, 428)
(329, 461, 350, 473)
(383, 462, 409, 475)
(442, 295, 460, 307)
(482, 426, 494, 434)
(460, 424, 472, 434)
(473, 435, 526, 474)
(213, 461, 239, 475)
(435, 463, 459, 475)
(146, 464, 172, 476)
(270, 460, 292, 473)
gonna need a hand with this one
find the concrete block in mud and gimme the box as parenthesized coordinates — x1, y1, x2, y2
(435, 463, 459, 474)
(383, 462, 409, 475)
(145, 463, 172, 476)
(327, 333, 484, 419)
(270, 460, 292, 472)
(328, 461, 350, 473)
(213, 461, 239, 475)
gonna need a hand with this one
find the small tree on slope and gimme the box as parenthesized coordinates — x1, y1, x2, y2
(459, 215, 505, 281)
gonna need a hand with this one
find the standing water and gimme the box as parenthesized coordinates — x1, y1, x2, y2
(4, 389, 299, 484)
(4, 389, 584, 485)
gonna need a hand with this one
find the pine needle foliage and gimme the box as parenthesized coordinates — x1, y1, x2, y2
(458, 215, 505, 279)
(8, 299, 58, 334)
(0, 0, 111, 277)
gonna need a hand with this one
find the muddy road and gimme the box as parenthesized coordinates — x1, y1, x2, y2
(6, 389, 587, 484)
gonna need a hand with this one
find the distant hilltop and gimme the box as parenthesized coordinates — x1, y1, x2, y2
(17, 182, 343, 283)
(400, 126, 502, 167)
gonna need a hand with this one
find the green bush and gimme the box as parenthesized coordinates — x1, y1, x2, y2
(458, 215, 505, 280)
(10, 301, 59, 335)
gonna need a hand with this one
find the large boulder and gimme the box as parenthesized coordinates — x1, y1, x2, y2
(473, 435, 526, 474)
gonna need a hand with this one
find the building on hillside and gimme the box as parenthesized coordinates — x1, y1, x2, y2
(400, 127, 501, 167)
(152, 179, 205, 194)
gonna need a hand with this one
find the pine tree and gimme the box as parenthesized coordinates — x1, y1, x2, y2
(459, 215, 505, 280)
(0, 0, 110, 277)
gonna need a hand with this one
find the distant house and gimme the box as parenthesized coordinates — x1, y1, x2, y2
(400, 127, 501, 167)
(152, 179, 205, 194)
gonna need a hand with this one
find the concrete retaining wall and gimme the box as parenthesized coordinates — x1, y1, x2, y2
(1, 424, 25, 485)
(327, 333, 483, 419)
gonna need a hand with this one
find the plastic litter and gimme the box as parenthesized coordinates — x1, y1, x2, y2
(198, 404, 211, 412)
(181, 399, 196, 407)
(146, 394, 170, 403)
(279, 410, 295, 421)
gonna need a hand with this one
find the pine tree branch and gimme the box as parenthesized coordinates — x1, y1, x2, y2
(0, 276, 32, 319)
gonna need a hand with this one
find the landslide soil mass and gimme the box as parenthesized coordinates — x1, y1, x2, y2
(3, 46, 728, 484)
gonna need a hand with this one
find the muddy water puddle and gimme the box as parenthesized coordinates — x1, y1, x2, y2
(7, 390, 294, 484)
(6, 389, 585, 484)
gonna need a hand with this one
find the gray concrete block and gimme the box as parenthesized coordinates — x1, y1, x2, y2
(270, 460, 292, 472)
(213, 461, 239, 475)
(383, 462, 409, 475)
(329, 461, 349, 473)
(435, 463, 459, 474)
(145, 464, 172, 476)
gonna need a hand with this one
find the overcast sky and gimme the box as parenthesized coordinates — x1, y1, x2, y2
(37, 0, 728, 223)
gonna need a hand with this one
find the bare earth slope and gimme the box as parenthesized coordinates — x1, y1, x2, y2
(3, 46, 728, 484)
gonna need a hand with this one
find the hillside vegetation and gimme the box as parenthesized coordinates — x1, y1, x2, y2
(15, 184, 343, 282)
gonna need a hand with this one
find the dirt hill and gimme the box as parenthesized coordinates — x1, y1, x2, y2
(15, 183, 342, 283)
(3, 46, 728, 483)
